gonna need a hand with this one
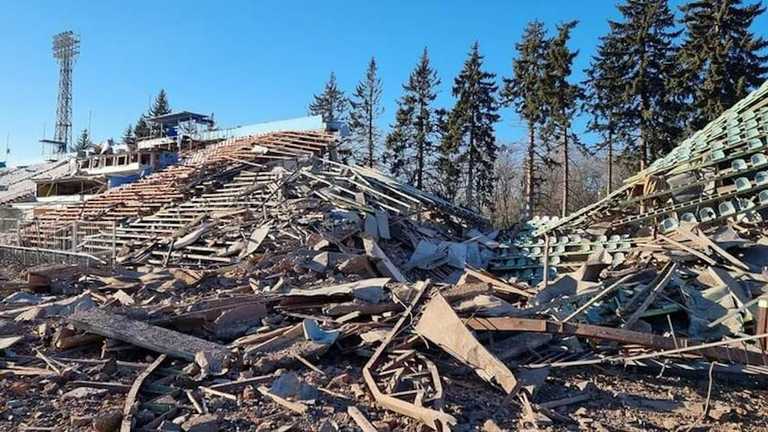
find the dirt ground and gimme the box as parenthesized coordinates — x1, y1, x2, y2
(2, 340, 767, 432)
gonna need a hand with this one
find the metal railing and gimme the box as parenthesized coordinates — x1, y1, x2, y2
(0, 243, 106, 267)
(13, 219, 118, 266)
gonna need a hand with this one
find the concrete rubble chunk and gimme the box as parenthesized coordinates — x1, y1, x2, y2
(62, 387, 109, 400)
(269, 371, 318, 401)
(181, 414, 220, 432)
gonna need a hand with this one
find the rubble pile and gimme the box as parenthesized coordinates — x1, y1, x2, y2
(18, 130, 336, 251)
(2, 85, 768, 430)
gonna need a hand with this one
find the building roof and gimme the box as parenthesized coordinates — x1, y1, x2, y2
(147, 111, 213, 126)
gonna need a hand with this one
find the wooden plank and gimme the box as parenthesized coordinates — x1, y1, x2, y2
(120, 354, 167, 432)
(657, 234, 717, 265)
(363, 238, 408, 283)
(684, 228, 750, 271)
(463, 267, 533, 298)
(466, 317, 766, 365)
(757, 299, 768, 351)
(240, 224, 271, 258)
(347, 406, 379, 432)
(562, 274, 635, 323)
(207, 375, 274, 391)
(257, 385, 308, 414)
(621, 262, 677, 329)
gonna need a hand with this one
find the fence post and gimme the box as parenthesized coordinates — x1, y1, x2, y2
(111, 221, 117, 266)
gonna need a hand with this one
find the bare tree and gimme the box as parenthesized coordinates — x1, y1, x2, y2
(491, 144, 526, 228)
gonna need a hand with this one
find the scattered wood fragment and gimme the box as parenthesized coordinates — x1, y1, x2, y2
(539, 392, 593, 409)
(362, 280, 457, 430)
(120, 354, 167, 432)
(200, 385, 238, 402)
(294, 353, 324, 375)
(363, 238, 408, 283)
(621, 262, 677, 329)
(186, 390, 206, 414)
(67, 381, 132, 392)
(207, 375, 274, 392)
(257, 385, 308, 414)
(463, 267, 533, 298)
(347, 406, 378, 432)
(562, 274, 635, 323)
(657, 234, 717, 265)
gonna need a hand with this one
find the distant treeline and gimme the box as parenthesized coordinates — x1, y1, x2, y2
(307, 0, 767, 223)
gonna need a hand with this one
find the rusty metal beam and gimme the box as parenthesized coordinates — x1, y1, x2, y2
(466, 317, 767, 365)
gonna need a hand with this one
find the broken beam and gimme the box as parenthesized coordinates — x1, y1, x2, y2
(70, 309, 229, 363)
(466, 317, 767, 365)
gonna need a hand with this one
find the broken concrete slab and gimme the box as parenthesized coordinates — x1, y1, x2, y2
(69, 308, 230, 368)
(286, 278, 389, 304)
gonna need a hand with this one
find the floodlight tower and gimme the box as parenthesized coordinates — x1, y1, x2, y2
(52, 31, 80, 153)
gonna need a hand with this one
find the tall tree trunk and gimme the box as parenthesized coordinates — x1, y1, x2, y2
(561, 127, 569, 218)
(640, 95, 649, 171)
(467, 126, 476, 209)
(607, 128, 613, 194)
(417, 137, 424, 191)
(416, 102, 425, 190)
(526, 124, 535, 220)
(367, 102, 374, 168)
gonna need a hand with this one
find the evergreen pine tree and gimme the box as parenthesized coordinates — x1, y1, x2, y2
(384, 48, 441, 190)
(584, 35, 631, 194)
(133, 115, 150, 140)
(678, 0, 768, 129)
(122, 124, 136, 151)
(308, 72, 348, 124)
(148, 89, 172, 138)
(603, 0, 683, 169)
(149, 89, 172, 117)
(71, 128, 93, 156)
(434, 108, 462, 200)
(502, 21, 550, 217)
(540, 21, 582, 217)
(122, 124, 134, 144)
(441, 42, 500, 210)
(349, 58, 384, 167)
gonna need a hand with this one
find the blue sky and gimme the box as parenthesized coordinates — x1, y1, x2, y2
(1, 1, 766, 166)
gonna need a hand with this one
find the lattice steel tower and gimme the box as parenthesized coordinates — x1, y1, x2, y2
(52, 31, 79, 152)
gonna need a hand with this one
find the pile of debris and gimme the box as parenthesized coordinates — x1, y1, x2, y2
(107, 158, 487, 270)
(18, 130, 336, 251)
(2, 83, 768, 430)
(1, 217, 767, 430)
